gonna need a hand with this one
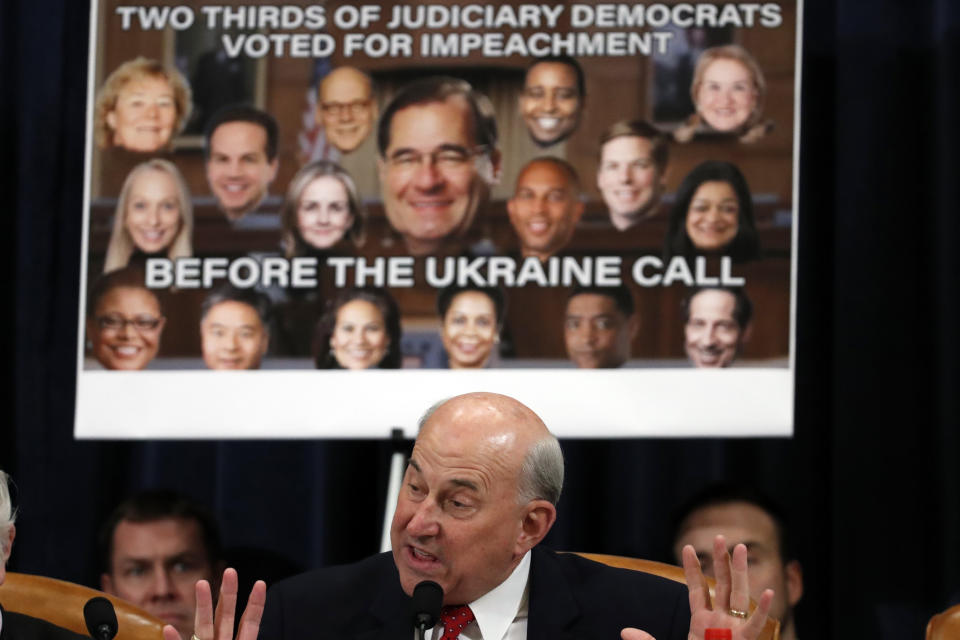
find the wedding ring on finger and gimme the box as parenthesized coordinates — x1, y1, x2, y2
(191, 635, 203, 640)
(729, 608, 749, 619)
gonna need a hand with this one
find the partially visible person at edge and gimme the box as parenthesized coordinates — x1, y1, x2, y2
(0, 469, 88, 640)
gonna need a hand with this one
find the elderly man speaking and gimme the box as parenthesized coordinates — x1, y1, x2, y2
(171, 393, 773, 640)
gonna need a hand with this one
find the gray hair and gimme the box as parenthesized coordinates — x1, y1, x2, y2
(415, 399, 565, 506)
(0, 470, 16, 555)
(517, 435, 564, 506)
(417, 397, 450, 432)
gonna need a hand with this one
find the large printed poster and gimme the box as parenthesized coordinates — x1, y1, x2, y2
(76, 0, 800, 437)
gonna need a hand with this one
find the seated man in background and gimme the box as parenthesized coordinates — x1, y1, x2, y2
(100, 490, 223, 640)
(200, 284, 271, 370)
(0, 469, 87, 639)
(507, 157, 584, 261)
(683, 286, 753, 368)
(673, 484, 803, 640)
(564, 285, 638, 368)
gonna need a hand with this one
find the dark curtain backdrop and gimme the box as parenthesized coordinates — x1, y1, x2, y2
(2, 1, 959, 638)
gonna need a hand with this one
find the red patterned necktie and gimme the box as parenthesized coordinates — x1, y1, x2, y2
(437, 604, 475, 640)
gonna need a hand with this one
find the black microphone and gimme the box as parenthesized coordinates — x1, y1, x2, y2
(410, 580, 443, 640)
(84, 596, 119, 640)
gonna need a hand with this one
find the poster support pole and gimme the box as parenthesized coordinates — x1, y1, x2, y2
(380, 427, 407, 553)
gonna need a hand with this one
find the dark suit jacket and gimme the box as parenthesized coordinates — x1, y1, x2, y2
(0, 606, 88, 640)
(260, 547, 690, 640)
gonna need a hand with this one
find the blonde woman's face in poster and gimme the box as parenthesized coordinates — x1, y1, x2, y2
(124, 168, 181, 254)
(108, 76, 177, 152)
(696, 58, 758, 132)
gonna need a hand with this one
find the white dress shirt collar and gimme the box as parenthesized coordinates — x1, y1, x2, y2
(466, 550, 531, 640)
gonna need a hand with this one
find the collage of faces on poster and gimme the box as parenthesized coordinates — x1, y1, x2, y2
(84, 1, 796, 374)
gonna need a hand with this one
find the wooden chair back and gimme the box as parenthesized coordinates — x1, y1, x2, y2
(573, 553, 780, 640)
(0, 572, 164, 640)
(926, 603, 960, 640)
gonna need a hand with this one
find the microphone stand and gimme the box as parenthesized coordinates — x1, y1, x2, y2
(416, 618, 429, 640)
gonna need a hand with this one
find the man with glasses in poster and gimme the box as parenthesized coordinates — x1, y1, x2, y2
(377, 77, 501, 256)
(316, 66, 377, 154)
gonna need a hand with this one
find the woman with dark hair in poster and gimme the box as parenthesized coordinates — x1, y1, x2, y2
(663, 160, 760, 263)
(86, 266, 166, 370)
(437, 285, 506, 369)
(313, 288, 402, 370)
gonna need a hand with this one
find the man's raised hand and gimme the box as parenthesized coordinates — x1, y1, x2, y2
(162, 568, 266, 640)
(683, 535, 773, 640)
